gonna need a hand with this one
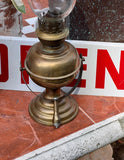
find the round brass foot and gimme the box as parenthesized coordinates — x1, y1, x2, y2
(28, 92, 78, 127)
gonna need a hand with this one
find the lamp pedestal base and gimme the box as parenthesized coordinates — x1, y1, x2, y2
(28, 89, 79, 127)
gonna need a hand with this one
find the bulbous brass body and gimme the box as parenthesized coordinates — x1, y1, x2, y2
(25, 27, 81, 127)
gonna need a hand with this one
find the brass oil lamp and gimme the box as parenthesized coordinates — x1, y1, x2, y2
(22, 0, 83, 128)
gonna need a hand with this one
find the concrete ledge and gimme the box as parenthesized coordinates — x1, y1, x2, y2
(15, 112, 124, 160)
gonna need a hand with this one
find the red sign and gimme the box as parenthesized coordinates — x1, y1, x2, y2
(0, 36, 124, 97)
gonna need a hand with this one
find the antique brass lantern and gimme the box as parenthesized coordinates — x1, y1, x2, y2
(22, 0, 83, 128)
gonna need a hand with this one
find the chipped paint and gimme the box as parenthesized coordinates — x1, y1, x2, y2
(0, 0, 22, 36)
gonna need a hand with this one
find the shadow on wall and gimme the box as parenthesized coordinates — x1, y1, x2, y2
(69, 0, 124, 42)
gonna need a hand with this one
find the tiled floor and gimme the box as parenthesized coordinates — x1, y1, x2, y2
(22, 0, 37, 37)
(0, 89, 124, 160)
(78, 145, 113, 160)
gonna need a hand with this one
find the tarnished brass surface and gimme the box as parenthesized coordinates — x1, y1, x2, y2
(36, 28, 69, 41)
(25, 18, 80, 127)
(25, 41, 80, 89)
(29, 89, 78, 127)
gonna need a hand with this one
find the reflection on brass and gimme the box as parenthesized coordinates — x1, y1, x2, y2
(28, 89, 79, 128)
(25, 19, 81, 128)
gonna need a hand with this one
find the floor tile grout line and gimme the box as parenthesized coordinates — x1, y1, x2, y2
(79, 107, 96, 124)
(113, 97, 121, 113)
(25, 121, 42, 145)
(114, 104, 121, 113)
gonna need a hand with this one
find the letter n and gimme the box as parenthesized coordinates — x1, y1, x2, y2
(96, 50, 124, 90)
